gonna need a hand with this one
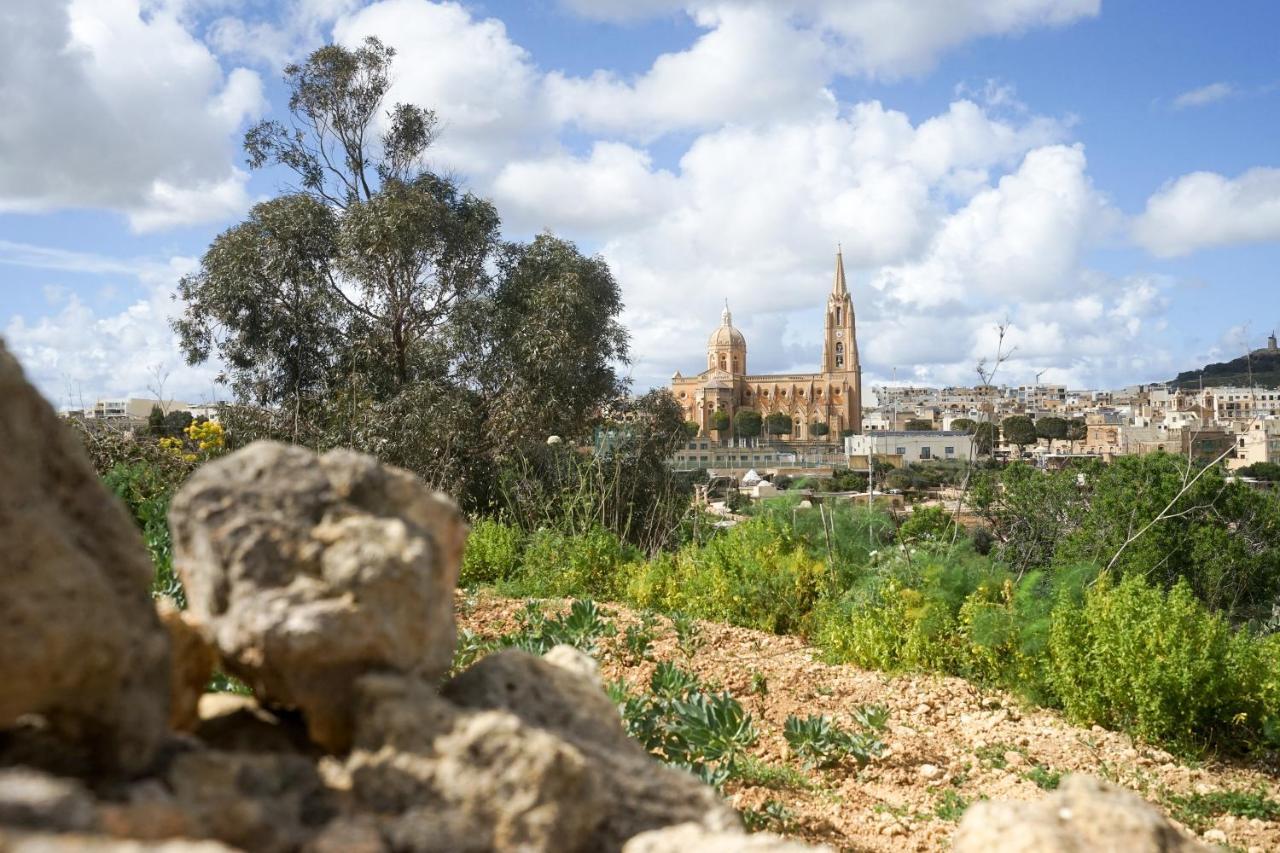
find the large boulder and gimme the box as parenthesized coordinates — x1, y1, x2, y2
(169, 442, 466, 752)
(344, 673, 604, 853)
(0, 343, 171, 776)
(442, 647, 740, 849)
(953, 774, 1211, 852)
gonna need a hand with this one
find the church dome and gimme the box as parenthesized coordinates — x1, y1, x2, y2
(707, 301, 746, 350)
(708, 324, 746, 349)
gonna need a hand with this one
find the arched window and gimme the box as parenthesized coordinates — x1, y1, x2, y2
(835, 341, 844, 367)
(719, 355, 726, 370)
(835, 307, 841, 325)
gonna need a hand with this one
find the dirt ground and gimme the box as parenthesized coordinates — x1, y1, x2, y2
(457, 592, 1280, 853)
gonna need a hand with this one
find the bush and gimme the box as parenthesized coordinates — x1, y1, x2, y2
(897, 505, 956, 545)
(1049, 573, 1276, 751)
(623, 516, 827, 634)
(499, 524, 638, 600)
(460, 518, 525, 587)
(102, 461, 186, 606)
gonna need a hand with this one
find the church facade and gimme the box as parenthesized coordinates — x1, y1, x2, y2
(670, 250, 863, 440)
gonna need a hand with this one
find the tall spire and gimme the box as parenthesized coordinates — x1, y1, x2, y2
(832, 245, 848, 296)
(721, 298, 733, 327)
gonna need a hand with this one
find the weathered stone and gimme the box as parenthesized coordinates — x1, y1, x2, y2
(165, 750, 334, 853)
(157, 602, 216, 734)
(443, 648, 739, 849)
(302, 815, 387, 853)
(0, 767, 96, 832)
(192, 694, 313, 755)
(622, 822, 830, 852)
(0, 831, 237, 852)
(954, 774, 1211, 853)
(169, 441, 466, 752)
(96, 780, 190, 841)
(0, 344, 171, 777)
(345, 674, 603, 853)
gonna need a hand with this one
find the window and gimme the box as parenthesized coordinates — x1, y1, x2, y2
(835, 307, 841, 325)
(945, 446, 955, 455)
(895, 446, 906, 455)
(920, 447, 932, 460)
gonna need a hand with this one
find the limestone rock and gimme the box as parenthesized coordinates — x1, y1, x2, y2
(443, 648, 739, 849)
(165, 750, 334, 853)
(157, 602, 216, 733)
(0, 767, 96, 832)
(192, 694, 313, 755)
(0, 832, 237, 852)
(623, 822, 831, 852)
(954, 774, 1211, 852)
(168, 441, 466, 752)
(346, 674, 603, 853)
(0, 343, 170, 776)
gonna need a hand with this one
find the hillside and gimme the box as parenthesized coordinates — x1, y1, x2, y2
(1169, 350, 1280, 389)
(459, 592, 1280, 853)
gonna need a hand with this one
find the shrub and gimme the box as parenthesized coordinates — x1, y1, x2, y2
(1048, 573, 1275, 750)
(103, 462, 185, 607)
(460, 518, 524, 587)
(897, 505, 956, 545)
(783, 707, 887, 769)
(500, 524, 637, 600)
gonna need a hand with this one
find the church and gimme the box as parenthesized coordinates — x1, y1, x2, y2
(670, 250, 863, 440)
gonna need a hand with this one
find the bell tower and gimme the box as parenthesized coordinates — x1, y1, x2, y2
(822, 247, 858, 374)
(821, 246, 862, 435)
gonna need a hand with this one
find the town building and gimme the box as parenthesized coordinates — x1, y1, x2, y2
(670, 250, 863, 440)
(845, 431, 974, 468)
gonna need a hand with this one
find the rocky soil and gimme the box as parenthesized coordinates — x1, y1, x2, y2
(459, 593, 1280, 853)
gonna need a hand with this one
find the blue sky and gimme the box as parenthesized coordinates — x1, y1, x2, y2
(2, 0, 1279, 407)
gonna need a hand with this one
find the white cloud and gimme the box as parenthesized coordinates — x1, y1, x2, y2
(1133, 167, 1280, 257)
(559, 0, 1100, 77)
(0, 0, 265, 230)
(492, 143, 679, 235)
(332, 0, 556, 178)
(3, 254, 222, 406)
(546, 5, 834, 137)
(1172, 81, 1235, 109)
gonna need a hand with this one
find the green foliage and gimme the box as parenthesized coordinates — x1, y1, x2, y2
(1023, 765, 1061, 790)
(623, 517, 827, 634)
(934, 790, 971, 822)
(1237, 460, 1280, 480)
(1164, 788, 1280, 832)
(1049, 573, 1275, 750)
(1001, 415, 1037, 451)
(764, 412, 792, 436)
(499, 599, 617, 657)
(897, 505, 956, 545)
(497, 525, 637, 600)
(809, 421, 830, 437)
(671, 612, 704, 658)
(613, 663, 757, 789)
(709, 410, 731, 433)
(732, 409, 757, 435)
(102, 462, 185, 607)
(741, 799, 796, 833)
(951, 418, 977, 434)
(459, 518, 524, 587)
(904, 418, 933, 431)
(783, 708, 887, 769)
(1036, 416, 1068, 447)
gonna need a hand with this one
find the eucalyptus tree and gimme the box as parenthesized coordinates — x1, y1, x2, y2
(174, 38, 630, 505)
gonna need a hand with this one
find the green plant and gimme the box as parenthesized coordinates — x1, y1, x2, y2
(783, 708, 887, 769)
(1049, 574, 1274, 751)
(620, 622, 655, 664)
(207, 672, 252, 695)
(934, 790, 971, 822)
(460, 518, 524, 587)
(502, 599, 617, 657)
(750, 670, 769, 697)
(742, 799, 795, 833)
(1164, 788, 1280, 832)
(102, 462, 186, 607)
(671, 612, 704, 658)
(1024, 764, 1061, 790)
(732, 755, 812, 791)
(669, 692, 758, 768)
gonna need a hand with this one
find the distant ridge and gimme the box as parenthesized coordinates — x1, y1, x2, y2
(1169, 349, 1280, 390)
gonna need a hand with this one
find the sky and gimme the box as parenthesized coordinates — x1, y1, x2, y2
(2, 0, 1279, 408)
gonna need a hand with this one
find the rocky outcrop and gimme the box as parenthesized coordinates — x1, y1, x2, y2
(954, 774, 1211, 852)
(0, 343, 170, 776)
(443, 647, 740, 849)
(168, 442, 466, 752)
(623, 822, 833, 852)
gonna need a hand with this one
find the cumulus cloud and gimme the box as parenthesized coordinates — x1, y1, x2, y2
(3, 250, 222, 406)
(1172, 81, 1235, 109)
(332, 0, 557, 178)
(558, 0, 1100, 77)
(546, 5, 834, 137)
(1133, 167, 1280, 257)
(0, 0, 265, 230)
